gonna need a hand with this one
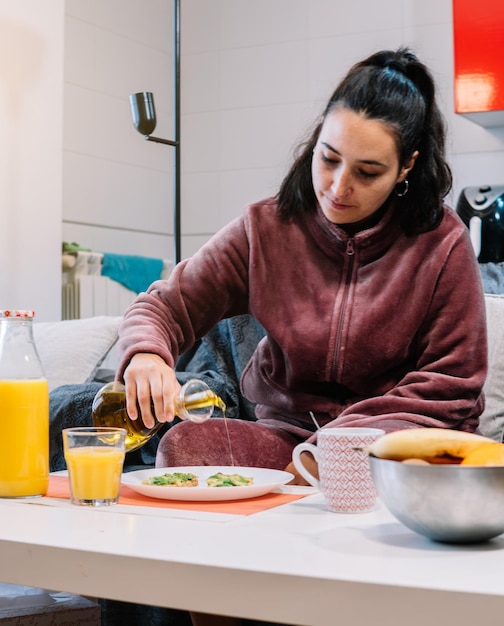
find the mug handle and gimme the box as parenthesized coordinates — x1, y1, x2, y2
(291, 442, 319, 489)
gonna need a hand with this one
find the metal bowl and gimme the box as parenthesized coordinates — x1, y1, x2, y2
(369, 455, 504, 543)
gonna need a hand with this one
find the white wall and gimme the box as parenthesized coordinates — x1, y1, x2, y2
(63, 0, 175, 263)
(66, 0, 504, 261)
(180, 0, 504, 257)
(4, 1, 504, 321)
(0, 0, 64, 321)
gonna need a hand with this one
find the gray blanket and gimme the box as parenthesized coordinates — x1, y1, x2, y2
(49, 314, 266, 472)
(480, 262, 504, 294)
(49, 314, 271, 626)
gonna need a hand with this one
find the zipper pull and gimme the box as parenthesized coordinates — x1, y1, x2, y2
(346, 239, 355, 256)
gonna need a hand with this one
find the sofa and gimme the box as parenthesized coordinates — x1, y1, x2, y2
(35, 292, 503, 626)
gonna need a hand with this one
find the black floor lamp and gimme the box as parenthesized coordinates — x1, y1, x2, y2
(129, 0, 181, 265)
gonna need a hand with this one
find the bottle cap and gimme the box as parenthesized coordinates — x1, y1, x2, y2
(0, 310, 35, 318)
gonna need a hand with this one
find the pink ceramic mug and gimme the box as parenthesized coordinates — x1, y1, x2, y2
(292, 427, 385, 513)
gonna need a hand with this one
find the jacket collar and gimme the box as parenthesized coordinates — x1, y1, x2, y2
(305, 198, 404, 262)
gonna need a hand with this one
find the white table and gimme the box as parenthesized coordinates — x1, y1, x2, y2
(0, 484, 504, 626)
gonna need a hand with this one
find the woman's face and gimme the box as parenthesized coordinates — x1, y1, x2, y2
(311, 106, 417, 225)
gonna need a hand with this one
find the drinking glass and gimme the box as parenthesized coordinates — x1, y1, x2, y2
(63, 427, 126, 506)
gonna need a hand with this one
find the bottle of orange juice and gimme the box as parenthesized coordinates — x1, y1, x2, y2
(0, 310, 49, 497)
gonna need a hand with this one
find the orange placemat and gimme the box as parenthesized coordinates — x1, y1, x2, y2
(46, 475, 306, 515)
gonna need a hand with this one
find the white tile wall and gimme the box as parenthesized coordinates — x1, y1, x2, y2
(0, 0, 64, 321)
(65, 0, 173, 53)
(220, 0, 309, 48)
(402, 0, 453, 27)
(180, 0, 504, 258)
(308, 0, 403, 37)
(63, 0, 176, 264)
(64, 0, 504, 263)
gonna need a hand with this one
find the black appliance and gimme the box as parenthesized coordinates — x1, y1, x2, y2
(456, 185, 504, 262)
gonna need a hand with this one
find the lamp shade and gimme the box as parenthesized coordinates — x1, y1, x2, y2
(129, 92, 157, 135)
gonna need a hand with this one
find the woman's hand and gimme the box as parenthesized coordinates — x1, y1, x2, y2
(123, 353, 180, 428)
(284, 452, 319, 486)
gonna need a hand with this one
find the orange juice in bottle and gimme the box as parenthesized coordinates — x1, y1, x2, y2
(0, 311, 49, 497)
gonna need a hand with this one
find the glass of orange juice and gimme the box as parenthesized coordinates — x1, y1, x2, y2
(63, 427, 126, 506)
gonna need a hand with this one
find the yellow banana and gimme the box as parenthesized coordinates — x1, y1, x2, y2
(368, 428, 495, 463)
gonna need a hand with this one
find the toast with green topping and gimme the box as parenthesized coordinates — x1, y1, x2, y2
(206, 472, 253, 487)
(142, 472, 199, 487)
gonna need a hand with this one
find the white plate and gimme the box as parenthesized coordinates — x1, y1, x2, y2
(121, 466, 294, 502)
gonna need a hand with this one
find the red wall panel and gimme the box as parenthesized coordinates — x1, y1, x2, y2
(453, 0, 504, 115)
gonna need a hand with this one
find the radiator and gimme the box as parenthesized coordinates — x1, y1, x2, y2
(62, 252, 172, 320)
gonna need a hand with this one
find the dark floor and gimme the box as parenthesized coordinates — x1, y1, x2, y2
(99, 600, 288, 626)
(99, 600, 193, 625)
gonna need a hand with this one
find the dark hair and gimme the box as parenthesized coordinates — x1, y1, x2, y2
(277, 48, 452, 234)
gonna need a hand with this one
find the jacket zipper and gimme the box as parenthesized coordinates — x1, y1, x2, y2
(332, 238, 355, 379)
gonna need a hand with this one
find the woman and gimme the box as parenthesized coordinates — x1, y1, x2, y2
(116, 47, 487, 485)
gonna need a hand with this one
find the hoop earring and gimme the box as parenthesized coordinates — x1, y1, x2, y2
(394, 179, 409, 197)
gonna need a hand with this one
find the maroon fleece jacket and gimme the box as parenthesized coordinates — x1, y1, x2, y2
(117, 197, 487, 440)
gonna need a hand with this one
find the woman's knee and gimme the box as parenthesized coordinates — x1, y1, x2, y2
(155, 419, 297, 469)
